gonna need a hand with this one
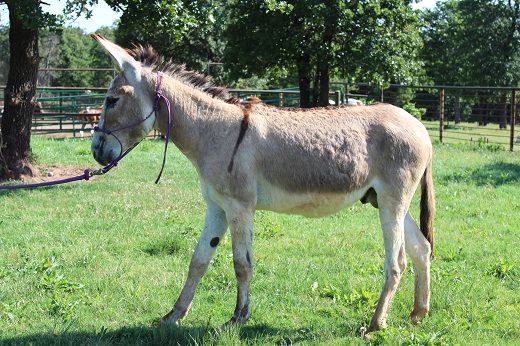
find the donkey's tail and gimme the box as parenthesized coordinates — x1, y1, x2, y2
(420, 156, 435, 256)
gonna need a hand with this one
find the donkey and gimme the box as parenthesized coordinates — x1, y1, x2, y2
(90, 34, 435, 334)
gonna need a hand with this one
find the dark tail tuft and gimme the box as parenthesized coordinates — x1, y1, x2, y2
(420, 157, 435, 256)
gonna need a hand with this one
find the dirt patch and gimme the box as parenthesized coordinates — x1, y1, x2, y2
(1, 165, 90, 184)
(35, 165, 91, 182)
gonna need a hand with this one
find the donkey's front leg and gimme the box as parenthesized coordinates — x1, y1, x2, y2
(161, 202, 228, 325)
(224, 206, 255, 327)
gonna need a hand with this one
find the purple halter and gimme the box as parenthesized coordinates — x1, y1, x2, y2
(94, 70, 171, 183)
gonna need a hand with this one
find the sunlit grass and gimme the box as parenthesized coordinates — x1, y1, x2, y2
(1, 137, 519, 345)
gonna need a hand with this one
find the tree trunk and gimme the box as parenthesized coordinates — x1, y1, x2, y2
(318, 63, 330, 107)
(0, 1, 39, 180)
(297, 54, 311, 108)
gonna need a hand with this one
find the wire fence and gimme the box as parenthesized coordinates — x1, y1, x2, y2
(333, 83, 520, 151)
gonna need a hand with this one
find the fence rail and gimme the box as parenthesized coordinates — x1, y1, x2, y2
(1, 84, 519, 150)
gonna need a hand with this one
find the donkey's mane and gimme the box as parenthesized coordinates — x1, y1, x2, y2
(126, 44, 239, 104)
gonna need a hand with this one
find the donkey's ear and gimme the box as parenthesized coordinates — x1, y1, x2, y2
(90, 33, 141, 83)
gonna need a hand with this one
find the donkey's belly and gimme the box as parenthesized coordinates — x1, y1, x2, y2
(256, 180, 367, 218)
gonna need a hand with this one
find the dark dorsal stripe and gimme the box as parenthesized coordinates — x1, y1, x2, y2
(227, 98, 261, 173)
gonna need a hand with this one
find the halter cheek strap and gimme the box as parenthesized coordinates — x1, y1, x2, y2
(94, 70, 172, 183)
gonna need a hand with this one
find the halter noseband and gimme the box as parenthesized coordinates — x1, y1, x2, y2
(93, 70, 171, 183)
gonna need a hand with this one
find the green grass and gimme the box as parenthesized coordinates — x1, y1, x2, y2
(1, 137, 519, 345)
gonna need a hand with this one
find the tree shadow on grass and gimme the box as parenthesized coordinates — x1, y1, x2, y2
(439, 161, 520, 186)
(1, 323, 324, 346)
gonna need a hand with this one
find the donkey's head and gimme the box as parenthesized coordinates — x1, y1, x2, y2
(90, 34, 156, 165)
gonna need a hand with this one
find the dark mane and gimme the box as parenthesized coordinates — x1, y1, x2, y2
(126, 44, 239, 104)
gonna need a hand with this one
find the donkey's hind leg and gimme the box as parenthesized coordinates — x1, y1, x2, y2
(161, 201, 228, 324)
(404, 211, 431, 324)
(368, 201, 407, 333)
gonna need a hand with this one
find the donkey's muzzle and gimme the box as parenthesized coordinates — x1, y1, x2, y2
(91, 135, 112, 166)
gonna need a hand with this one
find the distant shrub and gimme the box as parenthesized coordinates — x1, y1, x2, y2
(402, 102, 426, 120)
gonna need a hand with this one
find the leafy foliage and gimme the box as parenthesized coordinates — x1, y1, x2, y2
(109, 0, 226, 79)
(420, 0, 520, 86)
(223, 0, 423, 106)
(54, 27, 94, 86)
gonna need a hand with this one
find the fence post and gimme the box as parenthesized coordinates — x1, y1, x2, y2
(439, 88, 444, 143)
(335, 90, 341, 106)
(510, 89, 517, 151)
(278, 92, 283, 107)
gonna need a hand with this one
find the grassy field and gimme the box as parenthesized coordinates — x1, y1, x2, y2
(1, 137, 519, 345)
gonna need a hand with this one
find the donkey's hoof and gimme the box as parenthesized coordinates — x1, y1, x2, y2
(160, 317, 178, 325)
(221, 316, 249, 329)
(366, 318, 387, 335)
(160, 317, 179, 326)
(161, 310, 181, 325)
(409, 307, 428, 325)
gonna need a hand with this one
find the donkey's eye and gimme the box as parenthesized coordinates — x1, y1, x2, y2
(105, 97, 119, 110)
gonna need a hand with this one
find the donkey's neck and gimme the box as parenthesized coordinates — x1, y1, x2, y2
(153, 77, 242, 162)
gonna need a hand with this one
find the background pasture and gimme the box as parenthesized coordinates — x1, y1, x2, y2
(1, 137, 519, 345)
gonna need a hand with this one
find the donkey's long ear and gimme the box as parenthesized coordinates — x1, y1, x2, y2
(90, 33, 141, 83)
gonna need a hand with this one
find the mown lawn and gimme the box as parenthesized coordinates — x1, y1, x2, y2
(1, 137, 519, 345)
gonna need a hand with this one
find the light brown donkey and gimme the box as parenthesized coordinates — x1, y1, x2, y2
(90, 34, 435, 335)
(79, 106, 102, 138)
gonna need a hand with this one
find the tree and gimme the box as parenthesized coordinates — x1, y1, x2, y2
(52, 27, 94, 86)
(0, 25, 9, 85)
(108, 0, 226, 78)
(420, 1, 520, 127)
(36, 25, 116, 88)
(0, 0, 100, 180)
(38, 29, 60, 87)
(420, 0, 520, 86)
(1, 0, 43, 179)
(89, 26, 117, 87)
(223, 0, 423, 107)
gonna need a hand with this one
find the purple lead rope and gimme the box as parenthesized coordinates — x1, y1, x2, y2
(0, 170, 93, 190)
(0, 70, 171, 190)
